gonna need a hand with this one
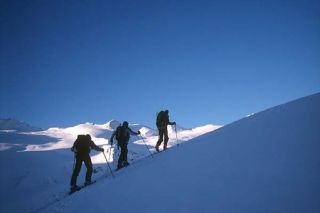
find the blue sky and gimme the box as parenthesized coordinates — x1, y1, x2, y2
(1, 0, 319, 129)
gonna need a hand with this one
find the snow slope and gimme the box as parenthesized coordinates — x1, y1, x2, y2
(44, 93, 320, 213)
(0, 120, 219, 213)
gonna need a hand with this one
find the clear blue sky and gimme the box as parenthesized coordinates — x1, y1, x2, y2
(1, 0, 319, 129)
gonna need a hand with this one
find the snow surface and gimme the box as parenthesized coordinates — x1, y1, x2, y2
(47, 93, 320, 213)
(1, 93, 319, 213)
(0, 119, 219, 213)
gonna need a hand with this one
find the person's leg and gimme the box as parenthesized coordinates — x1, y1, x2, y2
(70, 157, 83, 186)
(83, 155, 93, 183)
(163, 128, 169, 150)
(156, 129, 164, 151)
(122, 144, 129, 166)
(118, 142, 125, 169)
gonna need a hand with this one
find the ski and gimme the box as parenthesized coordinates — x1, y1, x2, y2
(69, 180, 97, 195)
(115, 163, 130, 172)
(155, 149, 166, 154)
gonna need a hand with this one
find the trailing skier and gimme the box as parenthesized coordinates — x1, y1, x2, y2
(70, 134, 104, 193)
(110, 121, 140, 170)
(155, 110, 176, 152)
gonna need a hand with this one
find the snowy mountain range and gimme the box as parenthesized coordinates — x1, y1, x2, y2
(0, 118, 220, 213)
(0, 118, 42, 132)
(1, 93, 319, 213)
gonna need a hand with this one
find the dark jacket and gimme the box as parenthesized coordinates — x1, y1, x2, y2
(156, 111, 175, 129)
(111, 125, 139, 145)
(72, 135, 102, 157)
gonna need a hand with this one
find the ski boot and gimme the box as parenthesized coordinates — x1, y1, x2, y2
(84, 180, 95, 186)
(70, 185, 81, 193)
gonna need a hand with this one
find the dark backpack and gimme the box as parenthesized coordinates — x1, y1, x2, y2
(73, 135, 90, 155)
(156, 111, 166, 127)
(116, 125, 129, 142)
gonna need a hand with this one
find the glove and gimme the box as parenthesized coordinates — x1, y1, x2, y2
(100, 148, 104, 152)
(137, 131, 141, 135)
(173, 122, 176, 125)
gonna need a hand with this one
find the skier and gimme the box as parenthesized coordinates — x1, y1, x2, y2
(155, 110, 176, 152)
(70, 134, 104, 192)
(110, 121, 140, 170)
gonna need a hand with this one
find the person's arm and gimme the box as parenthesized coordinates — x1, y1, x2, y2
(71, 138, 80, 153)
(71, 141, 77, 153)
(90, 140, 104, 152)
(167, 116, 176, 125)
(164, 115, 175, 125)
(129, 128, 140, 136)
(110, 130, 117, 145)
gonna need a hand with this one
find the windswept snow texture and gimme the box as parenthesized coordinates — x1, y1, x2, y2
(46, 93, 320, 213)
(0, 120, 219, 213)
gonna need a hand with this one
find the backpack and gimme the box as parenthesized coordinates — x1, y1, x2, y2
(72, 135, 90, 155)
(116, 125, 129, 142)
(156, 111, 166, 127)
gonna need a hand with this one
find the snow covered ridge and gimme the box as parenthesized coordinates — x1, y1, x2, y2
(0, 120, 220, 213)
(1, 93, 319, 213)
(0, 118, 42, 132)
(45, 92, 320, 213)
(23, 121, 220, 152)
(0, 118, 220, 151)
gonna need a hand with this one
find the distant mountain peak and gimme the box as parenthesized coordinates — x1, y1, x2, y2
(105, 119, 121, 130)
(0, 118, 42, 132)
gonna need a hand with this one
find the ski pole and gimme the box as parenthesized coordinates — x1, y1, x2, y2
(102, 152, 115, 178)
(73, 153, 76, 170)
(174, 124, 179, 146)
(139, 135, 154, 158)
(107, 146, 112, 162)
(107, 145, 115, 169)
